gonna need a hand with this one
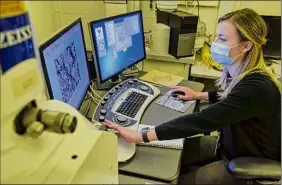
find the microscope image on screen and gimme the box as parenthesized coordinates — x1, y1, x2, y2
(54, 42, 81, 103)
(39, 19, 90, 109)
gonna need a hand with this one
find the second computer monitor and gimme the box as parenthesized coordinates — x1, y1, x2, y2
(39, 18, 90, 109)
(89, 10, 146, 84)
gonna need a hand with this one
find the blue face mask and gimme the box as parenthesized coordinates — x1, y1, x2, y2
(211, 42, 243, 65)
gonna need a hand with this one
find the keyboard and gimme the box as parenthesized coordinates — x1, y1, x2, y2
(116, 91, 148, 118)
(92, 78, 160, 131)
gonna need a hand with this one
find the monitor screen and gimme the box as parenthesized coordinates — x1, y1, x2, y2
(89, 10, 146, 83)
(261, 15, 281, 60)
(39, 18, 90, 109)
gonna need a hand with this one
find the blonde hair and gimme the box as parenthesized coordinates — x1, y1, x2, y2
(216, 8, 281, 98)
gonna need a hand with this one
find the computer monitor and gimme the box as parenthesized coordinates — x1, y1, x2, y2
(39, 18, 90, 109)
(261, 15, 281, 60)
(89, 10, 146, 89)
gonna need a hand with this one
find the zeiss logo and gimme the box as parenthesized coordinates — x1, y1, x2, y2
(0, 25, 32, 49)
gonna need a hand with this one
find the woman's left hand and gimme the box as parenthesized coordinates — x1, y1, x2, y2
(102, 120, 143, 143)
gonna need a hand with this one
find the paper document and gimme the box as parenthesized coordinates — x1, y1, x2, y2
(139, 70, 184, 87)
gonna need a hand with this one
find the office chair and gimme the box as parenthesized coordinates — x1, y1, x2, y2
(227, 157, 281, 185)
(196, 103, 281, 184)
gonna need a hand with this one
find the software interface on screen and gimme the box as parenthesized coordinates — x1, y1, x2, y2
(90, 12, 145, 82)
(42, 22, 90, 109)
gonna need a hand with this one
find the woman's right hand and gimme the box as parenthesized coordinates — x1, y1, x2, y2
(171, 86, 199, 100)
(102, 120, 143, 143)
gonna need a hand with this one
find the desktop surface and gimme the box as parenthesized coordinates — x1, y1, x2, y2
(120, 79, 204, 182)
(85, 75, 204, 182)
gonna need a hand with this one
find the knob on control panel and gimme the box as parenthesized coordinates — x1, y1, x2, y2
(133, 79, 138, 83)
(104, 96, 109, 101)
(128, 80, 133, 84)
(114, 86, 119, 90)
(99, 115, 105, 122)
(140, 85, 149, 91)
(100, 109, 107, 115)
(109, 90, 114, 95)
(117, 115, 127, 124)
(100, 100, 106, 106)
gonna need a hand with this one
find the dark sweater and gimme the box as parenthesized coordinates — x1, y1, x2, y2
(155, 73, 281, 161)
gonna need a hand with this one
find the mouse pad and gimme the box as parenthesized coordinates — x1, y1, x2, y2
(156, 90, 196, 113)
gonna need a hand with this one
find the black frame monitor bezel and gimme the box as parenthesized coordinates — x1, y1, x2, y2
(38, 18, 90, 110)
(88, 10, 146, 84)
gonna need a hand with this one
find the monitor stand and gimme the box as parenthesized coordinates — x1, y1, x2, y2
(95, 75, 122, 90)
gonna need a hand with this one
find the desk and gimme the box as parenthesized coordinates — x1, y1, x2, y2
(85, 77, 204, 183)
(190, 60, 221, 80)
(190, 59, 281, 80)
(133, 48, 195, 81)
(146, 48, 195, 65)
(119, 174, 168, 184)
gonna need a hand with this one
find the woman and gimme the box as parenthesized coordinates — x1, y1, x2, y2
(103, 8, 281, 184)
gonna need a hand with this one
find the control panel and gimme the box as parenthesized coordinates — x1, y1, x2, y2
(92, 79, 160, 131)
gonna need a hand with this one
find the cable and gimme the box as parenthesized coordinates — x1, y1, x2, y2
(82, 98, 92, 117)
(88, 91, 99, 103)
(144, 30, 151, 34)
(141, 60, 145, 72)
(191, 2, 196, 14)
(87, 91, 99, 105)
(120, 58, 144, 78)
(133, 65, 140, 71)
(83, 96, 92, 101)
(133, 60, 145, 74)
(196, 0, 200, 18)
(90, 81, 102, 100)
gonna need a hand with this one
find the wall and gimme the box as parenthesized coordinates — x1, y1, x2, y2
(26, 0, 281, 80)
(53, 1, 106, 50)
(105, 1, 140, 17)
(218, 1, 281, 18)
(236, 1, 281, 16)
(27, 0, 142, 49)
(177, 3, 219, 35)
(26, 1, 57, 101)
(139, 1, 221, 79)
(105, 3, 127, 17)
(140, 1, 157, 33)
(26, 1, 55, 44)
(27, 0, 281, 47)
(141, 1, 220, 35)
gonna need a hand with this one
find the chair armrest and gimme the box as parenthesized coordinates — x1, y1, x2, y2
(227, 157, 281, 180)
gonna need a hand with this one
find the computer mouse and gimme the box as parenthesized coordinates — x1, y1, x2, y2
(171, 90, 186, 97)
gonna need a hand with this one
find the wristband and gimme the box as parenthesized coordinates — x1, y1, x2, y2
(141, 129, 150, 143)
